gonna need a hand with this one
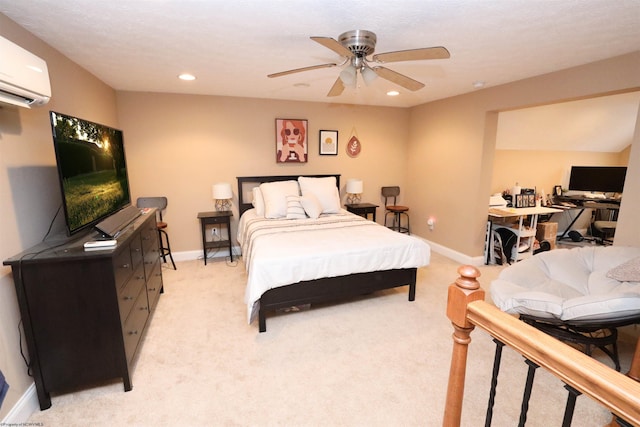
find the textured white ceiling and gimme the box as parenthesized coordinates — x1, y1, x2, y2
(1, 0, 639, 108)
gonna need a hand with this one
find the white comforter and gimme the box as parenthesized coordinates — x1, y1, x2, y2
(238, 209, 431, 323)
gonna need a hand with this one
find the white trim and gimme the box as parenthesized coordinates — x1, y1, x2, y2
(420, 237, 484, 266)
(1, 383, 38, 424)
(171, 245, 242, 262)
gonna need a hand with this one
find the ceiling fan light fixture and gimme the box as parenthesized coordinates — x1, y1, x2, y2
(339, 66, 357, 87)
(387, 90, 400, 96)
(361, 66, 377, 86)
(178, 73, 196, 81)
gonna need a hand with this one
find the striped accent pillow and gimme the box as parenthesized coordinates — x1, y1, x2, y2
(286, 195, 307, 219)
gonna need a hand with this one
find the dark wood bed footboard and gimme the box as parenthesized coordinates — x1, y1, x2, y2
(258, 268, 417, 332)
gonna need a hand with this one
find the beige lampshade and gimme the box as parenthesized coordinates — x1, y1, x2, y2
(212, 182, 233, 200)
(346, 179, 363, 194)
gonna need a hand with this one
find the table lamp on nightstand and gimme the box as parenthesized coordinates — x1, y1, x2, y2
(212, 182, 233, 211)
(346, 179, 363, 204)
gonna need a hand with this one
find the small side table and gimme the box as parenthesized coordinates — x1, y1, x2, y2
(197, 211, 233, 265)
(345, 203, 379, 221)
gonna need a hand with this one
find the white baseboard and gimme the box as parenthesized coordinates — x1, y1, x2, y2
(408, 235, 484, 266)
(1, 383, 38, 424)
(171, 245, 241, 263)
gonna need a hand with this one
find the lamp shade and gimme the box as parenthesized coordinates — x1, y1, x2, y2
(212, 182, 233, 200)
(339, 66, 357, 87)
(346, 179, 363, 194)
(361, 66, 378, 86)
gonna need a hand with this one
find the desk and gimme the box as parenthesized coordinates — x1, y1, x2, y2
(198, 211, 233, 265)
(552, 196, 620, 241)
(487, 206, 562, 264)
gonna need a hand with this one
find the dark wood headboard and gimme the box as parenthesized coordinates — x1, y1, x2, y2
(237, 174, 341, 217)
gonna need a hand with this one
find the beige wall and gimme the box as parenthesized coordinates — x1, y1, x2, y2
(0, 14, 119, 419)
(2, 10, 640, 420)
(116, 92, 410, 253)
(491, 147, 630, 197)
(407, 52, 640, 259)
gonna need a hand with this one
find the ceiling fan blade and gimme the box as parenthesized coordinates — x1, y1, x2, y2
(311, 36, 354, 58)
(327, 77, 345, 97)
(372, 47, 450, 64)
(268, 63, 337, 78)
(372, 66, 425, 91)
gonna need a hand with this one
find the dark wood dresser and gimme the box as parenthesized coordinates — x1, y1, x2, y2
(3, 210, 163, 410)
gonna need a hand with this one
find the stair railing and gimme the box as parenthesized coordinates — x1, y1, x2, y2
(443, 265, 640, 427)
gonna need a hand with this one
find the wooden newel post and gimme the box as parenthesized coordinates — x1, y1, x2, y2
(443, 265, 485, 427)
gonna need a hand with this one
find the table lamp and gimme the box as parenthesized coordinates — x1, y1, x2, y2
(212, 182, 233, 211)
(346, 179, 363, 204)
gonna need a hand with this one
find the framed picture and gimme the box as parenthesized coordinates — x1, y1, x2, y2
(276, 118, 308, 163)
(515, 194, 526, 208)
(554, 185, 563, 197)
(319, 130, 338, 155)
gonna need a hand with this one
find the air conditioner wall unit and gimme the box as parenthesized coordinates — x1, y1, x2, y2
(0, 35, 51, 108)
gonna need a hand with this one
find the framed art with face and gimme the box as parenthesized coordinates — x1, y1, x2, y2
(276, 119, 308, 163)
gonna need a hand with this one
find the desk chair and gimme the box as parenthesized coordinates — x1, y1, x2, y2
(381, 186, 410, 234)
(136, 197, 176, 270)
(586, 202, 619, 245)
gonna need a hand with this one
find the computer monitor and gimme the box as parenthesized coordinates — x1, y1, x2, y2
(568, 166, 627, 194)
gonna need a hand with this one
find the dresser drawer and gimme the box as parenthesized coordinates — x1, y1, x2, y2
(113, 247, 133, 290)
(122, 286, 149, 364)
(143, 244, 160, 278)
(117, 263, 146, 322)
(129, 234, 143, 269)
(146, 260, 163, 311)
(140, 223, 158, 254)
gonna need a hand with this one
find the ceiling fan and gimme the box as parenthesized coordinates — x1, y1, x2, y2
(267, 30, 450, 97)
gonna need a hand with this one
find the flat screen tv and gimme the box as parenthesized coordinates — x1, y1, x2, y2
(50, 111, 138, 237)
(568, 166, 627, 194)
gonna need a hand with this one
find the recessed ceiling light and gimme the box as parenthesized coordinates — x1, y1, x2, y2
(387, 90, 400, 96)
(473, 81, 486, 89)
(178, 73, 196, 81)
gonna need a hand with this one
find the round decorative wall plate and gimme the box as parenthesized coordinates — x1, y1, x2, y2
(346, 135, 361, 157)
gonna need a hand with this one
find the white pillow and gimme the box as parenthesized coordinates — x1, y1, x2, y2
(286, 195, 307, 219)
(298, 176, 341, 214)
(259, 180, 300, 219)
(300, 193, 323, 219)
(252, 186, 265, 217)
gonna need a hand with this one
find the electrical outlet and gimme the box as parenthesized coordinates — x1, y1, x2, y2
(427, 218, 435, 231)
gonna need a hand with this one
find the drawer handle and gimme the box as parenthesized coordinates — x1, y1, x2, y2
(121, 263, 130, 269)
(123, 296, 134, 301)
(139, 306, 148, 311)
(134, 248, 141, 252)
(128, 330, 139, 335)
(136, 275, 145, 280)
(148, 287, 156, 292)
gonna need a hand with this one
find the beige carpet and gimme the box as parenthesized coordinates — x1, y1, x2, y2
(26, 252, 638, 426)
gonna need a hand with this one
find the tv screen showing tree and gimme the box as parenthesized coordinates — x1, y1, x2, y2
(50, 111, 132, 235)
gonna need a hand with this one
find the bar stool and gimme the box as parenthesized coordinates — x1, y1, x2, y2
(136, 197, 176, 270)
(381, 186, 410, 234)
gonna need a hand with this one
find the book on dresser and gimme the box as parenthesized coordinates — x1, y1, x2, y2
(3, 209, 163, 410)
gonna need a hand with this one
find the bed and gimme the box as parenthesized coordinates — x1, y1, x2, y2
(236, 174, 431, 332)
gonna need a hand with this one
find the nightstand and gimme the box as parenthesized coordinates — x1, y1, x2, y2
(197, 211, 233, 265)
(345, 203, 379, 221)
